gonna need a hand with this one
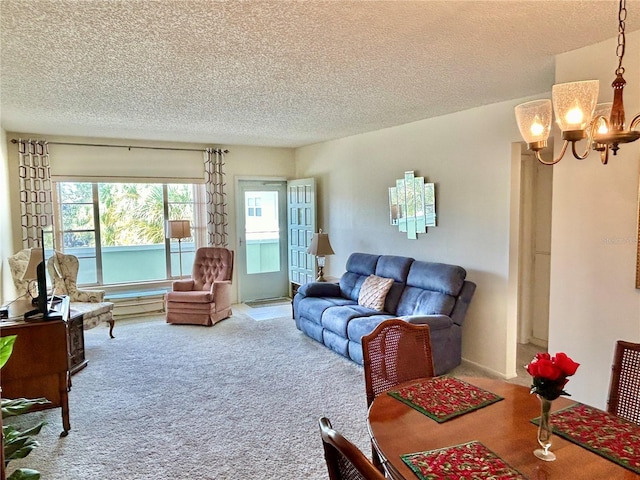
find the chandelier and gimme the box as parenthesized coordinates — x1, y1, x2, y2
(514, 0, 640, 165)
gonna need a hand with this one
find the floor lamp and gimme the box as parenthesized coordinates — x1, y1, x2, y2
(166, 220, 191, 279)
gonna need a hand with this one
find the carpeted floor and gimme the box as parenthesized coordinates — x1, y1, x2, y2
(5, 311, 536, 479)
(6, 312, 370, 479)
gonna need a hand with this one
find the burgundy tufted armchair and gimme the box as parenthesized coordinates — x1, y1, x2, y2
(165, 247, 234, 326)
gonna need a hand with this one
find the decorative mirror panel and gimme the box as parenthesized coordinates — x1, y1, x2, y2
(389, 171, 436, 239)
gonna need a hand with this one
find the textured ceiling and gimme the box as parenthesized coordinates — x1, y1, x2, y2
(1, 1, 638, 148)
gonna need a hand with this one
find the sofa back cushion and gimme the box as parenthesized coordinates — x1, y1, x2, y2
(375, 255, 414, 314)
(340, 253, 380, 301)
(396, 261, 468, 317)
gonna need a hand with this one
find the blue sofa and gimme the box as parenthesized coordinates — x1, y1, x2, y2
(293, 253, 476, 375)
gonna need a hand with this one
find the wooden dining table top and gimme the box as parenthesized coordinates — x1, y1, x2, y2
(367, 376, 639, 480)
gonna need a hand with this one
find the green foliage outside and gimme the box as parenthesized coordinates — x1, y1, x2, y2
(1, 335, 50, 480)
(59, 182, 194, 248)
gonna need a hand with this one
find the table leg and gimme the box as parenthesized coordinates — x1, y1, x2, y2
(59, 374, 70, 437)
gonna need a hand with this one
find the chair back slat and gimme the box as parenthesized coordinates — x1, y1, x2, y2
(607, 340, 640, 425)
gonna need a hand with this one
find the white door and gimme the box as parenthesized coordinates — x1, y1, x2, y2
(236, 180, 288, 302)
(287, 178, 316, 288)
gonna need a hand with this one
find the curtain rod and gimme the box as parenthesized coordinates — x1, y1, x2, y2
(10, 138, 228, 154)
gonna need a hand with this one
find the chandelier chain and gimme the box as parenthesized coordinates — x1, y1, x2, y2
(616, 0, 627, 75)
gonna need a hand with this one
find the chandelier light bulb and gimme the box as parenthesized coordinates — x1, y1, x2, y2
(564, 106, 584, 128)
(530, 118, 545, 137)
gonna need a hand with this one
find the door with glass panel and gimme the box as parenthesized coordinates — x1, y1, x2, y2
(237, 180, 288, 302)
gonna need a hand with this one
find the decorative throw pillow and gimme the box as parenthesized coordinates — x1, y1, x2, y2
(358, 275, 394, 311)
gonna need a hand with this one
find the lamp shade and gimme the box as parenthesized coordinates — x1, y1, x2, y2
(307, 231, 335, 257)
(22, 247, 44, 280)
(593, 102, 613, 135)
(552, 80, 599, 131)
(515, 99, 552, 144)
(166, 220, 191, 239)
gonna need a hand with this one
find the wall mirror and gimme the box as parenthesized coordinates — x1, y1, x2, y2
(389, 171, 436, 239)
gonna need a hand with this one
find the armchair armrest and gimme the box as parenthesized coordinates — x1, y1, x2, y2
(211, 281, 232, 311)
(297, 282, 341, 298)
(210, 280, 232, 294)
(173, 279, 195, 291)
(74, 288, 106, 303)
(400, 314, 453, 332)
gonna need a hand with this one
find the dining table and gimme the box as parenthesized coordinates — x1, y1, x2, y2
(367, 376, 639, 479)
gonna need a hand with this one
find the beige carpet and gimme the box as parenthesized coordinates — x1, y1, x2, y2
(5, 311, 535, 479)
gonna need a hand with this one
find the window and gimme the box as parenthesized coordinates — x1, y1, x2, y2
(247, 197, 262, 217)
(55, 182, 196, 286)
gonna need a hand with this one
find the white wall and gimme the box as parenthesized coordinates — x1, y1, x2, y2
(3, 134, 296, 304)
(296, 98, 528, 378)
(549, 31, 640, 408)
(0, 127, 15, 303)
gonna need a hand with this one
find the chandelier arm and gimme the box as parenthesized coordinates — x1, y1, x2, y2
(600, 146, 610, 165)
(571, 138, 592, 160)
(535, 140, 569, 165)
(630, 113, 640, 130)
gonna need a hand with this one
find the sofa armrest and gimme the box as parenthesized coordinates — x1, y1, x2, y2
(297, 282, 341, 298)
(450, 281, 476, 326)
(173, 279, 195, 291)
(400, 314, 453, 331)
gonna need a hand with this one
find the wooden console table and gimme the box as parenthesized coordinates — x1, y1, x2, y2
(0, 297, 77, 436)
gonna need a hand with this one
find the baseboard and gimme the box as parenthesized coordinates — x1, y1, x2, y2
(459, 357, 514, 380)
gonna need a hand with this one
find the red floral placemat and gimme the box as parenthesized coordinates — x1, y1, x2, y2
(533, 403, 640, 474)
(387, 376, 503, 422)
(401, 441, 527, 480)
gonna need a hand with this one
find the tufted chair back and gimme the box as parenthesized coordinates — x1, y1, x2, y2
(192, 247, 234, 291)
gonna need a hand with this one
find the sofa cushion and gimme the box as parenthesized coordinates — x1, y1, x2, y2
(406, 261, 467, 296)
(339, 253, 379, 300)
(297, 297, 353, 325)
(375, 255, 414, 282)
(321, 304, 380, 336)
(346, 314, 397, 342)
(375, 255, 414, 314)
(167, 290, 213, 303)
(357, 275, 394, 311)
(396, 287, 456, 317)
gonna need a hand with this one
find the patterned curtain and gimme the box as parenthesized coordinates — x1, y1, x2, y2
(204, 148, 229, 248)
(17, 139, 54, 248)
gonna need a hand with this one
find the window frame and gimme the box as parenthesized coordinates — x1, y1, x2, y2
(53, 181, 197, 288)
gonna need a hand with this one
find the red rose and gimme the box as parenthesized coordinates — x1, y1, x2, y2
(536, 358, 563, 380)
(554, 352, 580, 376)
(535, 352, 551, 361)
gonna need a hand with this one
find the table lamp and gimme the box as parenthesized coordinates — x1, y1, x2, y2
(166, 220, 191, 278)
(307, 229, 335, 282)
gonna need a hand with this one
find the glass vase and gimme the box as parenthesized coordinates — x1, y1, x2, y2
(534, 395, 556, 461)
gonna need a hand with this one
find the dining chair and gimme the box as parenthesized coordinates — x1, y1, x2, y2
(361, 318, 435, 472)
(318, 417, 386, 480)
(606, 340, 640, 425)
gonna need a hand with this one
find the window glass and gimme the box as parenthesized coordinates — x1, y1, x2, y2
(56, 181, 195, 286)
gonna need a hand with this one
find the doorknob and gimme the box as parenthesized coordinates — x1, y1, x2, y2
(239, 237, 243, 247)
